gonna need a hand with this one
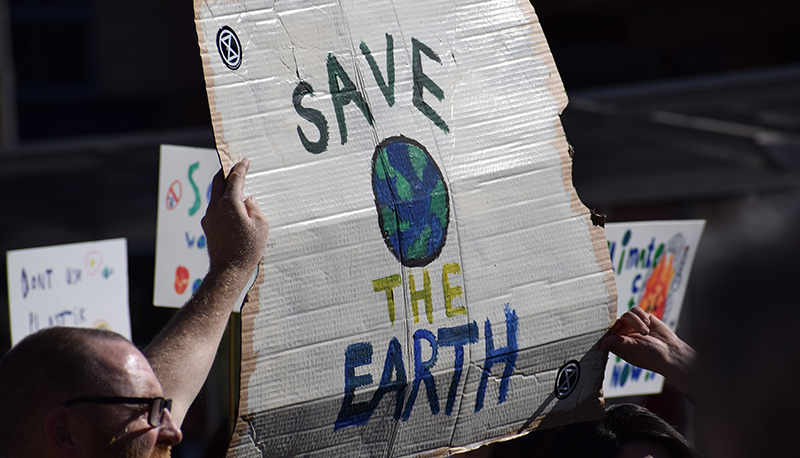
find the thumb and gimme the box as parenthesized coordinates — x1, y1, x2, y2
(599, 334, 624, 351)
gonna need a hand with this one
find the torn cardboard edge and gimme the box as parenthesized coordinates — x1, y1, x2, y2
(526, 0, 617, 430)
(519, 0, 618, 329)
(193, 2, 232, 172)
(193, 1, 259, 445)
(427, 395, 605, 457)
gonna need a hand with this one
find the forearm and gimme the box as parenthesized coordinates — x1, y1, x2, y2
(144, 264, 256, 425)
(145, 158, 269, 426)
(660, 338, 696, 398)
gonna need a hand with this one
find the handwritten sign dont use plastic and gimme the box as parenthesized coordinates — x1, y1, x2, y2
(6, 239, 130, 345)
(194, 0, 617, 456)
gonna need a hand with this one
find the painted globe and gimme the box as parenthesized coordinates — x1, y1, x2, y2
(372, 136, 449, 267)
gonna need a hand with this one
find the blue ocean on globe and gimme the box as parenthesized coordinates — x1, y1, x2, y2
(372, 136, 449, 267)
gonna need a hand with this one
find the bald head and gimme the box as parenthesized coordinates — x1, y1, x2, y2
(0, 327, 139, 457)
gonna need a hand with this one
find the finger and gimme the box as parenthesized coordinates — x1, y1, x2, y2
(209, 167, 225, 204)
(619, 311, 650, 335)
(646, 313, 671, 334)
(225, 158, 250, 202)
(608, 318, 625, 334)
(629, 306, 651, 327)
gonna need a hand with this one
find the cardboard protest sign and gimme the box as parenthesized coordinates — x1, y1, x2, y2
(194, 0, 617, 455)
(153, 145, 218, 307)
(603, 221, 705, 398)
(6, 239, 130, 345)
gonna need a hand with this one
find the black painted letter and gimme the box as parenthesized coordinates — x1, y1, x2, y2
(327, 53, 374, 145)
(412, 38, 449, 134)
(360, 34, 395, 107)
(293, 81, 329, 154)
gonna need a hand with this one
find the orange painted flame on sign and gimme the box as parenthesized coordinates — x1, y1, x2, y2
(638, 254, 674, 320)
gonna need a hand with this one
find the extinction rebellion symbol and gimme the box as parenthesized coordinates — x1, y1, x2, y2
(216, 26, 242, 70)
(554, 360, 580, 400)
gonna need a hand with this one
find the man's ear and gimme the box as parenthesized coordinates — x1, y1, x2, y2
(44, 407, 84, 457)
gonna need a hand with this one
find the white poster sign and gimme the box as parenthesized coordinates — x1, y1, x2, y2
(194, 0, 618, 456)
(6, 239, 130, 345)
(153, 144, 221, 308)
(603, 220, 705, 398)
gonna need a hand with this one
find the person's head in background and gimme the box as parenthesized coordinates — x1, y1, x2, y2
(691, 192, 800, 457)
(0, 327, 182, 458)
(545, 403, 700, 458)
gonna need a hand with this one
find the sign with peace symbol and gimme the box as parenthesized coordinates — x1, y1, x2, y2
(555, 361, 580, 400)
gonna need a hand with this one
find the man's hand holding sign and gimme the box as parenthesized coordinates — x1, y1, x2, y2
(145, 158, 269, 425)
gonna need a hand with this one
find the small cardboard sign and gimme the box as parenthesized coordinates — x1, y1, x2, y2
(6, 239, 130, 345)
(153, 144, 220, 308)
(603, 221, 705, 398)
(193, 0, 617, 456)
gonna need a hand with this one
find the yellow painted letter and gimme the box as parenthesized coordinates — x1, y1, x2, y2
(408, 269, 433, 324)
(443, 263, 466, 317)
(373, 274, 402, 326)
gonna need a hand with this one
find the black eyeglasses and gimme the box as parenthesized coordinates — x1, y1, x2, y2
(63, 396, 173, 427)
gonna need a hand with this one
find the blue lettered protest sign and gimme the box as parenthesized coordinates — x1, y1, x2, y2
(194, 0, 617, 455)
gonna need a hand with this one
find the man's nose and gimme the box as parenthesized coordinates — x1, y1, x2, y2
(156, 408, 183, 446)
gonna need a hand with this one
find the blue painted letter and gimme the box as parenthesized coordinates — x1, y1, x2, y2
(335, 342, 373, 429)
(373, 337, 408, 421)
(438, 321, 478, 415)
(335, 338, 408, 430)
(402, 329, 439, 420)
(475, 305, 518, 412)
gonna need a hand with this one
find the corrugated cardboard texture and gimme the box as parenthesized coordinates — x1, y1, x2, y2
(193, 0, 617, 456)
